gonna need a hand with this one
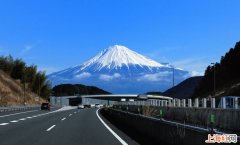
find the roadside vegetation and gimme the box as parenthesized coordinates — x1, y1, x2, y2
(193, 41, 240, 98)
(0, 55, 51, 100)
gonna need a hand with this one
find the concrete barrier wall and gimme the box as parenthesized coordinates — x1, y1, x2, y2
(162, 107, 240, 132)
(101, 108, 222, 145)
(113, 105, 240, 133)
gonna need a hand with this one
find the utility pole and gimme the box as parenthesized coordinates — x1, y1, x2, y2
(38, 77, 41, 103)
(24, 80, 26, 105)
(211, 63, 216, 98)
(172, 65, 175, 87)
(164, 63, 175, 88)
(23, 68, 26, 106)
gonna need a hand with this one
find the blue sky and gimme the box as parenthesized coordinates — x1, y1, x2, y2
(0, 0, 239, 75)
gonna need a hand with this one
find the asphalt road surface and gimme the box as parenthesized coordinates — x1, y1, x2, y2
(0, 107, 139, 145)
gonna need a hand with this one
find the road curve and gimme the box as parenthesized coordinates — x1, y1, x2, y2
(0, 107, 137, 145)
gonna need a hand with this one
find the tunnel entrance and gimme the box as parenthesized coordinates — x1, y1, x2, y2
(68, 97, 82, 106)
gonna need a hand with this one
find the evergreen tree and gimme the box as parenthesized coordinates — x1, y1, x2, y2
(192, 41, 240, 98)
(0, 55, 52, 99)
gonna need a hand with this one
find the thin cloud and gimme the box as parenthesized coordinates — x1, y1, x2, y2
(39, 67, 59, 75)
(144, 46, 182, 63)
(172, 57, 210, 75)
(99, 73, 121, 81)
(75, 72, 91, 79)
(21, 45, 33, 55)
(189, 71, 203, 76)
(144, 47, 209, 75)
(137, 71, 171, 82)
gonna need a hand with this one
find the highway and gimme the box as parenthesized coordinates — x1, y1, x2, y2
(0, 107, 138, 145)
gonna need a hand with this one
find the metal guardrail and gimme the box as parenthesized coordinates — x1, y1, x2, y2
(0, 106, 40, 113)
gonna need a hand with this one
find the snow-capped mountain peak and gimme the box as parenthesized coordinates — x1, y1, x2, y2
(81, 45, 164, 70)
(48, 45, 191, 93)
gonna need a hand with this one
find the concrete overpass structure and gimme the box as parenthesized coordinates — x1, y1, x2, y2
(81, 94, 172, 106)
(50, 94, 172, 106)
(82, 94, 172, 100)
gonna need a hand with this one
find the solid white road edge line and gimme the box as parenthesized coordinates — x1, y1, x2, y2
(0, 110, 39, 118)
(96, 109, 128, 145)
(46, 125, 56, 131)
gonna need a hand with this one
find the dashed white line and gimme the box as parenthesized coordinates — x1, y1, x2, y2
(96, 109, 128, 145)
(0, 123, 9, 126)
(0, 110, 39, 118)
(46, 125, 56, 131)
(1, 107, 76, 126)
(10, 120, 18, 123)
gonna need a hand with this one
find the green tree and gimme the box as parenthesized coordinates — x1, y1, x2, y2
(11, 59, 26, 80)
(0, 55, 52, 100)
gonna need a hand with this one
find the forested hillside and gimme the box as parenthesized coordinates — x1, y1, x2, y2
(0, 55, 51, 99)
(52, 84, 110, 96)
(192, 41, 240, 98)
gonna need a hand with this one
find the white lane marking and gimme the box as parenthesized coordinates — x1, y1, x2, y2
(46, 125, 56, 131)
(32, 107, 75, 118)
(74, 112, 77, 114)
(0, 106, 75, 118)
(96, 109, 128, 145)
(0, 123, 9, 125)
(0, 110, 39, 118)
(69, 114, 72, 116)
(10, 120, 18, 123)
(57, 106, 77, 111)
(0, 107, 76, 126)
(61, 118, 66, 121)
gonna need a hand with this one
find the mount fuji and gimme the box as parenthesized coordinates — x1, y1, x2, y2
(48, 45, 192, 93)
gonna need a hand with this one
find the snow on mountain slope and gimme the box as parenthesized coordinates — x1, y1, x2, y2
(81, 45, 164, 70)
(50, 45, 170, 76)
(48, 45, 191, 93)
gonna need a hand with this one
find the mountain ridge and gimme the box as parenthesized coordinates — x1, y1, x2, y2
(81, 45, 165, 71)
(163, 76, 203, 99)
(52, 84, 111, 96)
(48, 45, 192, 93)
